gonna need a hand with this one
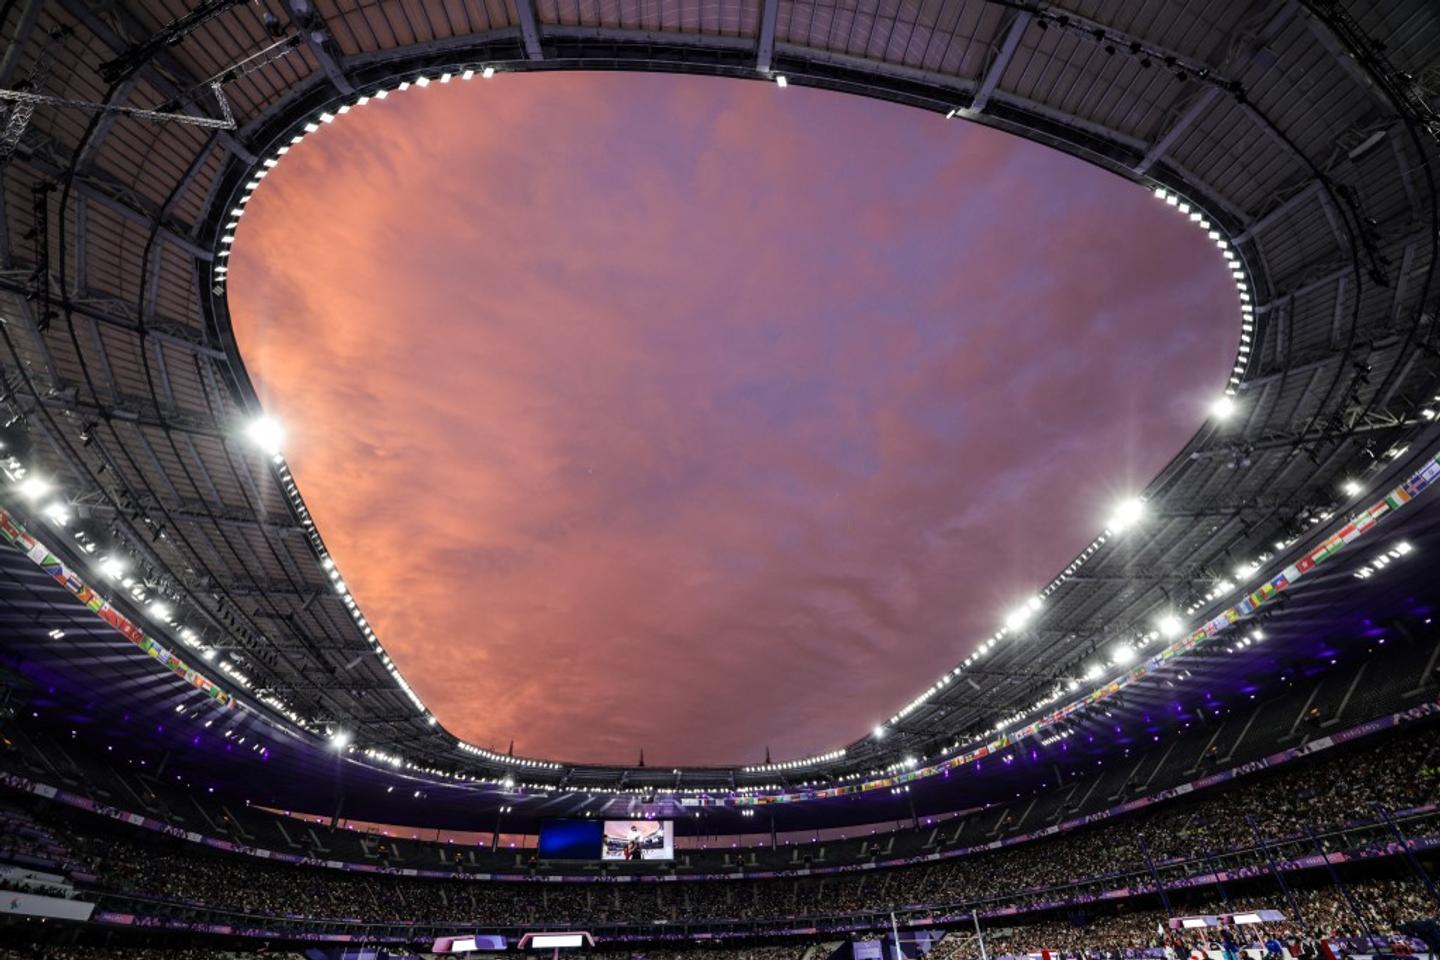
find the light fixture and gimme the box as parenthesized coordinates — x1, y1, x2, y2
(873, 725, 886, 739)
(1210, 395, 1235, 419)
(1157, 615, 1183, 638)
(1004, 603, 1035, 631)
(1108, 497, 1146, 533)
(1112, 645, 1136, 665)
(1084, 663, 1103, 680)
(775, 75, 788, 88)
(1341, 479, 1362, 497)
(331, 730, 352, 750)
(244, 415, 285, 456)
(148, 601, 172, 621)
(16, 476, 52, 501)
(482, 66, 495, 79)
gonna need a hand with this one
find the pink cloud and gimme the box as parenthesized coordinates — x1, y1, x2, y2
(228, 72, 1235, 766)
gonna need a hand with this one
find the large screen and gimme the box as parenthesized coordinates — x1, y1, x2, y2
(601, 819, 674, 861)
(537, 819, 604, 859)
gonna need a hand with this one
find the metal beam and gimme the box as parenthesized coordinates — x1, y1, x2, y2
(54, 0, 257, 166)
(1254, 224, 1428, 313)
(970, 11, 1029, 114)
(1232, 180, 1322, 245)
(0, 0, 44, 87)
(1134, 0, 1300, 179)
(514, 0, 546, 61)
(75, 75, 142, 171)
(17, 141, 212, 261)
(1132, 87, 1218, 176)
(755, 0, 779, 72)
(287, 0, 354, 94)
(0, 274, 225, 359)
(23, 388, 224, 441)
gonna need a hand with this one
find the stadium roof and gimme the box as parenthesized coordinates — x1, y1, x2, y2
(0, 0, 1437, 815)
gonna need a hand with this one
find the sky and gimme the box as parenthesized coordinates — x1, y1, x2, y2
(228, 72, 1237, 767)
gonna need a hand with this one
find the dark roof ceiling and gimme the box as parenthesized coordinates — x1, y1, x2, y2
(0, 0, 1438, 815)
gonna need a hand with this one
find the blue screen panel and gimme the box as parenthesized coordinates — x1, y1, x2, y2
(537, 819, 603, 859)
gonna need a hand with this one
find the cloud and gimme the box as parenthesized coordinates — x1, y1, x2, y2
(228, 72, 1235, 766)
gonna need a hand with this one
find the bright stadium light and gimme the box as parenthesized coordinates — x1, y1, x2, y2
(16, 475, 52, 501)
(148, 601, 172, 621)
(775, 74, 788, 88)
(1341, 478, 1363, 497)
(1108, 497, 1146, 533)
(1157, 615, 1183, 639)
(244, 415, 285, 456)
(1210, 395, 1236, 420)
(331, 730, 352, 750)
(1112, 644, 1136, 665)
(873, 725, 886, 739)
(1084, 663, 1103, 681)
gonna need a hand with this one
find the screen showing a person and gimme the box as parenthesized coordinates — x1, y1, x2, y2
(601, 819, 673, 860)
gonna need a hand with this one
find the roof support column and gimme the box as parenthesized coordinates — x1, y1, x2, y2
(756, 0, 779, 73)
(288, 0, 354, 95)
(516, 0, 546, 61)
(969, 10, 1029, 114)
(1132, 87, 1218, 177)
(0, 0, 45, 86)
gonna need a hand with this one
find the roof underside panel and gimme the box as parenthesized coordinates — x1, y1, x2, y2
(0, 0, 1436, 800)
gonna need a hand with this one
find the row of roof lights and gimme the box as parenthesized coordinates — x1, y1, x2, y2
(1352, 540, 1415, 580)
(742, 748, 846, 773)
(876, 184, 1259, 756)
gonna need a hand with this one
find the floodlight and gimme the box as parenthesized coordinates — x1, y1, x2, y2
(331, 729, 352, 750)
(1341, 478, 1362, 497)
(16, 476, 52, 501)
(1108, 497, 1146, 533)
(873, 725, 886, 739)
(1157, 615, 1183, 638)
(244, 415, 285, 456)
(1084, 663, 1103, 681)
(1112, 645, 1136, 665)
(1210, 395, 1235, 419)
(775, 75, 788, 88)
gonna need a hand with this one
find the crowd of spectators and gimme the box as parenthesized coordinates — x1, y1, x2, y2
(1, 728, 1439, 933)
(0, 803, 82, 873)
(934, 879, 1435, 959)
(631, 948, 807, 960)
(0, 951, 302, 960)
